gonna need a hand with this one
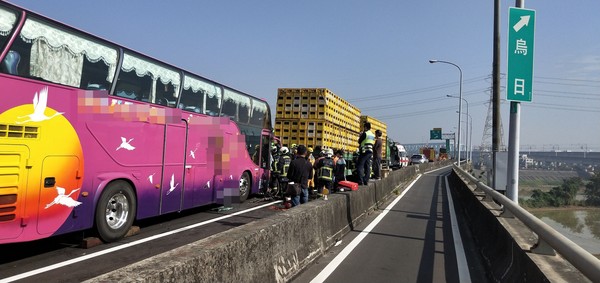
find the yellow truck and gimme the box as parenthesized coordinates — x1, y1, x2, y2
(274, 88, 361, 152)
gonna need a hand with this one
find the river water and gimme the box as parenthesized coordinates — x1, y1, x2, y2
(529, 208, 600, 257)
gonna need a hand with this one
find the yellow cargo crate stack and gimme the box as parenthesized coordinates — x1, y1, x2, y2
(275, 88, 361, 152)
(360, 115, 387, 145)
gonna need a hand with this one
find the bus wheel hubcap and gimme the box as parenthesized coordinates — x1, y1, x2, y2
(105, 193, 129, 230)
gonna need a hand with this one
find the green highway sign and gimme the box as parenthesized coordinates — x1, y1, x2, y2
(430, 128, 442, 140)
(507, 7, 535, 102)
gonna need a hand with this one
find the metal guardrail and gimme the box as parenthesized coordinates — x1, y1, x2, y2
(452, 164, 600, 282)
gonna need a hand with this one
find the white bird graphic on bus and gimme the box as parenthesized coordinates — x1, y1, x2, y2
(166, 174, 179, 195)
(16, 87, 64, 124)
(45, 187, 82, 209)
(190, 148, 198, 159)
(148, 173, 155, 184)
(116, 137, 135, 151)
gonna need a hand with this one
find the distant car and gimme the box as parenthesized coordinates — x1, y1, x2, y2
(410, 154, 428, 165)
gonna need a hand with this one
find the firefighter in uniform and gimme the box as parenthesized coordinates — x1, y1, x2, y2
(277, 147, 292, 197)
(314, 148, 335, 200)
(269, 144, 280, 196)
(357, 122, 375, 185)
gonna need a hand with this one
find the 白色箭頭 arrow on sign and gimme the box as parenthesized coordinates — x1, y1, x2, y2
(513, 15, 530, 32)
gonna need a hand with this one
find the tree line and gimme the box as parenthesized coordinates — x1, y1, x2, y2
(521, 175, 600, 208)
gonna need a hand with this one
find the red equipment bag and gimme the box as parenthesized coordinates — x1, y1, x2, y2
(338, 180, 359, 191)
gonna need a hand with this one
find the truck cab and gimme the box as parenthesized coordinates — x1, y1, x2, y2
(390, 143, 409, 169)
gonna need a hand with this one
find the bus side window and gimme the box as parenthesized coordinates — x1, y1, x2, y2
(3, 29, 32, 79)
(182, 74, 222, 116)
(114, 74, 141, 100)
(115, 53, 157, 102)
(238, 103, 250, 124)
(0, 5, 20, 75)
(180, 87, 202, 113)
(221, 99, 237, 121)
(156, 82, 176, 107)
(1, 50, 20, 75)
(80, 57, 114, 91)
(5, 16, 119, 89)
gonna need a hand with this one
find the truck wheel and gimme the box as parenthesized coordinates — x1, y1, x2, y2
(95, 180, 136, 242)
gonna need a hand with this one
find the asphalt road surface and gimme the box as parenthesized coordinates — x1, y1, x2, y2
(293, 167, 489, 283)
(0, 197, 284, 283)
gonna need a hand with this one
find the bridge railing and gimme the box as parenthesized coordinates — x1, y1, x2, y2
(453, 164, 600, 282)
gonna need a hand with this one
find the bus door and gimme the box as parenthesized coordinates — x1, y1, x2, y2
(257, 131, 272, 192)
(183, 121, 211, 208)
(159, 123, 186, 214)
(0, 145, 29, 240)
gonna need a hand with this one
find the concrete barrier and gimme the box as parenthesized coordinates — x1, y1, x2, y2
(447, 171, 549, 282)
(449, 169, 592, 282)
(85, 161, 451, 283)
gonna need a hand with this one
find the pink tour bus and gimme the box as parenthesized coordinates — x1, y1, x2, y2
(0, 2, 274, 243)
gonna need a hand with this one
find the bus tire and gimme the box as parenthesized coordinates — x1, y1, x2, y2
(239, 172, 251, 203)
(95, 180, 137, 242)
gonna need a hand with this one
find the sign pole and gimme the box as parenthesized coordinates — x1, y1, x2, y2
(507, 102, 520, 203)
(507, 0, 533, 204)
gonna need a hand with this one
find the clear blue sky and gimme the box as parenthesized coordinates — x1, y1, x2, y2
(9, 0, 600, 151)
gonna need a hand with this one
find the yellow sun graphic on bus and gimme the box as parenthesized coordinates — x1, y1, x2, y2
(0, 86, 83, 235)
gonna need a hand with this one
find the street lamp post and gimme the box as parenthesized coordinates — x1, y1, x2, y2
(459, 111, 473, 163)
(430, 59, 463, 166)
(468, 113, 472, 163)
(455, 111, 471, 163)
(448, 94, 470, 162)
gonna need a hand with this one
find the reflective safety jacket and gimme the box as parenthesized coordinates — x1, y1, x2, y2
(360, 130, 375, 153)
(278, 155, 292, 177)
(316, 157, 334, 181)
(271, 153, 280, 173)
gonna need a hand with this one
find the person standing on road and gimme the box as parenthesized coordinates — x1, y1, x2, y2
(277, 147, 292, 198)
(333, 149, 347, 192)
(307, 147, 316, 195)
(372, 129, 383, 180)
(314, 148, 335, 199)
(269, 144, 281, 194)
(287, 145, 313, 206)
(356, 122, 375, 185)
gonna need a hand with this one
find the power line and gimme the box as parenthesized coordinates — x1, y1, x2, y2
(536, 76, 600, 84)
(536, 89, 600, 98)
(536, 92, 600, 101)
(526, 103, 600, 113)
(348, 75, 489, 102)
(369, 98, 598, 121)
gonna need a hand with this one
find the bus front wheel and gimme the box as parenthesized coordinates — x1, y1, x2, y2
(95, 180, 137, 242)
(239, 172, 251, 203)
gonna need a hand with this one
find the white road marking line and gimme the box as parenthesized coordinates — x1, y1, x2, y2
(0, 200, 281, 283)
(444, 174, 472, 283)
(424, 164, 453, 175)
(310, 175, 423, 283)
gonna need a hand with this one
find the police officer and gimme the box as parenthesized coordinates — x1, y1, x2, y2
(357, 122, 375, 185)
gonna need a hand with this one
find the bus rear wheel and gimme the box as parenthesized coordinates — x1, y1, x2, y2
(95, 180, 136, 242)
(239, 172, 251, 203)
